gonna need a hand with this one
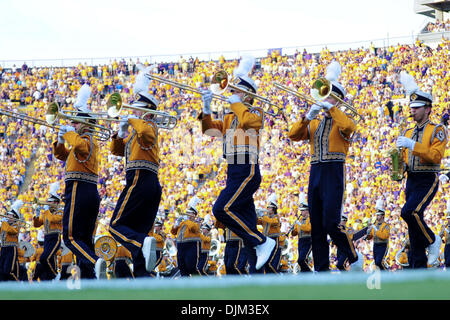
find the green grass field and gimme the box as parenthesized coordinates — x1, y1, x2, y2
(1, 269, 449, 300)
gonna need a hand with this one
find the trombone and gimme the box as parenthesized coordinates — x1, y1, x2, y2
(274, 82, 317, 106)
(45, 102, 112, 141)
(310, 77, 364, 122)
(145, 73, 228, 103)
(0, 213, 33, 227)
(211, 70, 280, 117)
(105, 93, 178, 130)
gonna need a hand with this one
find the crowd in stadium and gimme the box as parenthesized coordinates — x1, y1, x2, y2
(424, 19, 450, 33)
(0, 35, 449, 279)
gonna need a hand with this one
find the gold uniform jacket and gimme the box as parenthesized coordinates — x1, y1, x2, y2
(367, 222, 390, 244)
(1, 221, 19, 247)
(288, 107, 356, 164)
(33, 209, 63, 235)
(258, 215, 281, 238)
(110, 118, 159, 174)
(401, 120, 447, 173)
(171, 220, 201, 243)
(291, 217, 311, 239)
(199, 102, 264, 163)
(53, 132, 99, 184)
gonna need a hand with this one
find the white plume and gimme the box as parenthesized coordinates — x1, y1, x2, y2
(325, 60, 342, 82)
(133, 64, 153, 94)
(233, 55, 256, 79)
(399, 71, 419, 95)
(74, 84, 91, 109)
(268, 193, 277, 206)
(375, 198, 385, 211)
(298, 192, 306, 205)
(11, 199, 24, 213)
(49, 182, 60, 197)
(188, 196, 202, 211)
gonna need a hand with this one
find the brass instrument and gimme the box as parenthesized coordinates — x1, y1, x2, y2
(46, 102, 112, 141)
(106, 93, 178, 130)
(94, 235, 118, 262)
(0, 213, 32, 227)
(0, 107, 62, 132)
(145, 73, 228, 103)
(209, 239, 221, 258)
(310, 77, 364, 122)
(389, 116, 411, 181)
(211, 70, 279, 117)
(19, 241, 36, 258)
(274, 82, 318, 106)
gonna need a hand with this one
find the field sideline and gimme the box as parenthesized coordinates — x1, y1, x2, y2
(1, 269, 449, 300)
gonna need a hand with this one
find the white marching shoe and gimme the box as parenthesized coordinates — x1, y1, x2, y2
(427, 234, 441, 266)
(142, 236, 157, 272)
(95, 258, 107, 279)
(255, 237, 276, 270)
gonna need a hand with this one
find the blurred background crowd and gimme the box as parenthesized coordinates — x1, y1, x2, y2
(0, 36, 449, 274)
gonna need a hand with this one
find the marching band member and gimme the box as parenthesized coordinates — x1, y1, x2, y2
(53, 83, 104, 279)
(148, 219, 165, 277)
(199, 56, 275, 271)
(334, 213, 354, 271)
(109, 65, 160, 277)
(0, 200, 23, 281)
(396, 71, 447, 268)
(171, 196, 202, 276)
(291, 193, 312, 272)
(32, 182, 63, 281)
(198, 223, 212, 276)
(288, 61, 359, 272)
(366, 199, 390, 270)
(216, 221, 248, 275)
(258, 193, 282, 273)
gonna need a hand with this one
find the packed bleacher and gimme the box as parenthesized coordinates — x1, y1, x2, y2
(0, 36, 449, 275)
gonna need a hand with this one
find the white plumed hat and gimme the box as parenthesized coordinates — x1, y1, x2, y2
(73, 83, 91, 110)
(399, 71, 432, 108)
(375, 198, 385, 215)
(186, 196, 202, 215)
(47, 181, 61, 202)
(325, 60, 346, 98)
(267, 193, 278, 209)
(233, 55, 257, 93)
(133, 64, 159, 109)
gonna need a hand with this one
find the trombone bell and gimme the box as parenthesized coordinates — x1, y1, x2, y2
(210, 70, 229, 95)
(106, 93, 123, 118)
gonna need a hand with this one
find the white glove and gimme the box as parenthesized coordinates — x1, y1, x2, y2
(43, 205, 49, 211)
(201, 90, 213, 115)
(127, 115, 139, 120)
(227, 94, 241, 105)
(396, 136, 416, 150)
(57, 126, 67, 144)
(305, 103, 322, 120)
(439, 173, 449, 184)
(319, 101, 334, 110)
(1, 218, 7, 223)
(118, 118, 129, 138)
(65, 125, 75, 132)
